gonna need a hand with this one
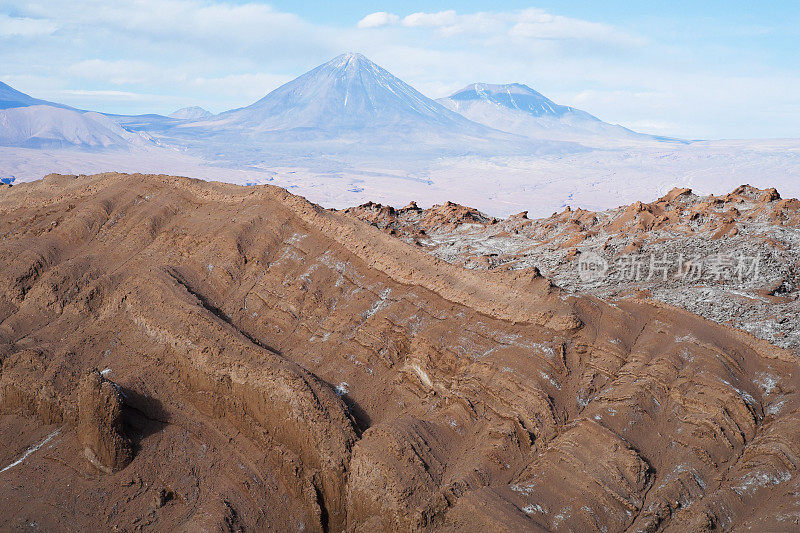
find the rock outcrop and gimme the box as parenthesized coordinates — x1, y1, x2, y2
(346, 185, 800, 354)
(78, 370, 134, 473)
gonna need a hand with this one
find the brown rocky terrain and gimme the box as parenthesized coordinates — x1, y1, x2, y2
(0, 173, 799, 531)
(345, 185, 800, 354)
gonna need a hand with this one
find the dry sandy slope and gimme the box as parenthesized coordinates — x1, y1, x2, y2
(0, 173, 798, 531)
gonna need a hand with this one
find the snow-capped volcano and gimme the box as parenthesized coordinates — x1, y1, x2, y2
(197, 53, 493, 138)
(439, 83, 658, 144)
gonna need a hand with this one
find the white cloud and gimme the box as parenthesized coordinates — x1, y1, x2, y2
(0, 14, 57, 36)
(357, 8, 642, 44)
(357, 12, 400, 29)
(402, 11, 460, 28)
(19, 0, 334, 55)
(509, 8, 646, 46)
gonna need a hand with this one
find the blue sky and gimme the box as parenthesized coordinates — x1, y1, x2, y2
(1, 1, 798, 139)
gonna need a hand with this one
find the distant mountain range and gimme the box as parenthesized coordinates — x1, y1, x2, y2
(195, 53, 490, 138)
(0, 53, 661, 154)
(438, 83, 657, 143)
(167, 52, 536, 166)
(2, 55, 799, 220)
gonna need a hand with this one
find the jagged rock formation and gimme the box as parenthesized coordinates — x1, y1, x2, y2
(0, 173, 799, 531)
(78, 369, 134, 473)
(346, 185, 800, 354)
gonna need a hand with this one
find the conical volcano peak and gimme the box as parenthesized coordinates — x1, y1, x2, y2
(332, 52, 369, 67)
(209, 52, 490, 136)
(322, 52, 390, 80)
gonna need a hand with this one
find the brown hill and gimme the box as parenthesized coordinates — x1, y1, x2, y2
(1, 173, 799, 531)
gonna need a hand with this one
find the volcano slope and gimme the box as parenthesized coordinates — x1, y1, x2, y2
(0, 173, 799, 532)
